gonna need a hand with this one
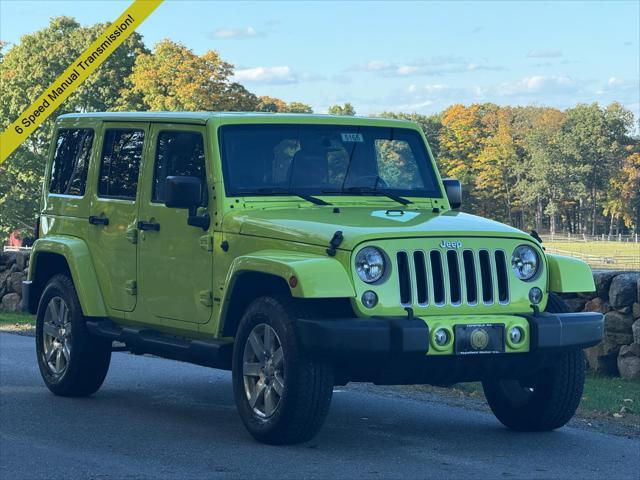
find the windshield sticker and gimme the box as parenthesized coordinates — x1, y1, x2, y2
(341, 133, 363, 142)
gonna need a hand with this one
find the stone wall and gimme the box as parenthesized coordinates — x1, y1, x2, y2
(0, 250, 30, 312)
(560, 270, 640, 379)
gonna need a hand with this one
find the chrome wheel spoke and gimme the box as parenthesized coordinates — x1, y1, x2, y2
(45, 343, 58, 362)
(62, 343, 71, 362)
(243, 362, 262, 377)
(58, 301, 68, 324)
(272, 347, 283, 368)
(248, 331, 265, 362)
(43, 322, 59, 339)
(55, 348, 63, 371)
(263, 325, 273, 353)
(264, 387, 276, 416)
(273, 373, 285, 396)
(248, 381, 265, 408)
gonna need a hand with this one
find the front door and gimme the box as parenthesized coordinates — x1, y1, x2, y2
(88, 122, 148, 313)
(135, 123, 213, 325)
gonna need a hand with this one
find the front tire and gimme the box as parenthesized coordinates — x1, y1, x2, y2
(232, 295, 334, 444)
(482, 293, 585, 431)
(36, 274, 112, 397)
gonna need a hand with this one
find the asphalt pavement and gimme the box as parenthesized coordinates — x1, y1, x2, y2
(1, 332, 638, 479)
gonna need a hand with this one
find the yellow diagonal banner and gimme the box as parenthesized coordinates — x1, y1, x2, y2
(0, 0, 163, 164)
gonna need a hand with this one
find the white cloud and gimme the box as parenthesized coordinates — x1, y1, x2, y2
(526, 49, 563, 58)
(233, 66, 297, 84)
(232, 66, 326, 85)
(498, 76, 577, 95)
(211, 26, 262, 39)
(350, 56, 503, 77)
(365, 60, 392, 71)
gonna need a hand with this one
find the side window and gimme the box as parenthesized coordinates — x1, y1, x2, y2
(375, 139, 425, 189)
(152, 131, 206, 203)
(49, 128, 94, 196)
(98, 129, 144, 200)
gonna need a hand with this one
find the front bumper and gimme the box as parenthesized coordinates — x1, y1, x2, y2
(296, 311, 603, 357)
(297, 312, 603, 385)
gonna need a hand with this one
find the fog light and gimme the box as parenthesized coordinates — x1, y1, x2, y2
(509, 326, 524, 344)
(361, 290, 378, 308)
(434, 328, 449, 346)
(528, 287, 543, 305)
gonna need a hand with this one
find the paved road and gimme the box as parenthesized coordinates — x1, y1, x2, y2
(1, 333, 638, 479)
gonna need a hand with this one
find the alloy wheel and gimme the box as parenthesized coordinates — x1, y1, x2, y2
(242, 323, 285, 418)
(41, 296, 72, 376)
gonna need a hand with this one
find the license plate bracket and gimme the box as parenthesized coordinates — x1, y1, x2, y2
(454, 323, 505, 355)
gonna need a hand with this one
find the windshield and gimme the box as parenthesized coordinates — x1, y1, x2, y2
(219, 124, 442, 199)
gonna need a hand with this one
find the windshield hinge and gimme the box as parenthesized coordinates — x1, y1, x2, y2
(125, 280, 137, 296)
(199, 290, 214, 307)
(199, 234, 214, 252)
(326, 230, 344, 257)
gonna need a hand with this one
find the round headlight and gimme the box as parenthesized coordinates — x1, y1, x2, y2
(511, 245, 539, 281)
(355, 247, 386, 283)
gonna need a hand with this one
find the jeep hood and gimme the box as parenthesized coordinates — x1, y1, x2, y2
(223, 207, 533, 251)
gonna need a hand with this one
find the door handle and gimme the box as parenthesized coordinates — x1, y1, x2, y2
(89, 216, 109, 226)
(137, 220, 160, 231)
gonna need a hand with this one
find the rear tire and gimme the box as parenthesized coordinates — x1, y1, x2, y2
(36, 274, 112, 397)
(232, 295, 334, 445)
(482, 293, 585, 431)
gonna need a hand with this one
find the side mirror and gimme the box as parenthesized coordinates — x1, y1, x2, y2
(443, 178, 462, 209)
(164, 176, 201, 209)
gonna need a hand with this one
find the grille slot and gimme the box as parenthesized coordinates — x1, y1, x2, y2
(397, 252, 412, 305)
(495, 250, 509, 303)
(446, 250, 461, 305)
(413, 251, 428, 305)
(430, 251, 445, 305)
(479, 250, 493, 303)
(462, 250, 477, 304)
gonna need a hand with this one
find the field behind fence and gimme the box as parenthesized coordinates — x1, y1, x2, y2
(541, 234, 640, 271)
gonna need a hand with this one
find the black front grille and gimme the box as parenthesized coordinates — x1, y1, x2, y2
(397, 248, 510, 307)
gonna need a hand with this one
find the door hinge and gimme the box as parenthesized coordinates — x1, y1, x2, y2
(199, 290, 214, 307)
(125, 227, 138, 244)
(199, 234, 214, 252)
(125, 280, 137, 296)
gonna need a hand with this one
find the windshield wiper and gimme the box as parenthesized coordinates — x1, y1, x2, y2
(322, 187, 412, 206)
(254, 187, 332, 206)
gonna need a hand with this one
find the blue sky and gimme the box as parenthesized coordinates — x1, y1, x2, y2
(1, 1, 638, 117)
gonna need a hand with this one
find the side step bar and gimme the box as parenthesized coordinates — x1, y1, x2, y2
(86, 320, 233, 370)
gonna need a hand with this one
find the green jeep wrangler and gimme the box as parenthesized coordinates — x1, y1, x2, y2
(24, 112, 603, 444)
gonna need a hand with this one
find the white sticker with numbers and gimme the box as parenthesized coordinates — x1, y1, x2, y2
(341, 133, 363, 142)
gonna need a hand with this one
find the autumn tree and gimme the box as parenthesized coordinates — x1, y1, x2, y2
(603, 151, 640, 234)
(0, 17, 146, 239)
(120, 39, 257, 112)
(256, 95, 287, 112)
(328, 103, 356, 116)
(377, 111, 442, 161)
(285, 101, 313, 113)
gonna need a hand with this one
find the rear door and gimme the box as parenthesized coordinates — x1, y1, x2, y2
(88, 122, 148, 313)
(134, 123, 213, 325)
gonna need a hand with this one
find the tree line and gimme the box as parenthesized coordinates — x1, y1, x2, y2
(1, 17, 638, 240)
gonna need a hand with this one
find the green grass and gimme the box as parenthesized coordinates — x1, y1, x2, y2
(449, 374, 640, 421)
(544, 241, 640, 270)
(0, 311, 35, 327)
(579, 374, 640, 418)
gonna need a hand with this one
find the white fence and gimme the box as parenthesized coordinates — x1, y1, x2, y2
(540, 233, 639, 243)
